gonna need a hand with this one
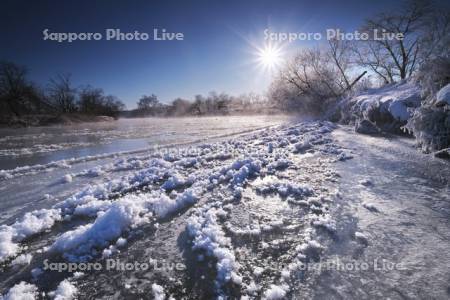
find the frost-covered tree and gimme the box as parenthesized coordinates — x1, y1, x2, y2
(354, 0, 449, 83)
(190, 95, 207, 115)
(415, 56, 450, 102)
(170, 98, 191, 116)
(268, 76, 305, 112)
(272, 42, 365, 114)
(405, 57, 450, 152)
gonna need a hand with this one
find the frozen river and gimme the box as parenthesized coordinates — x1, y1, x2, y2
(0, 117, 449, 299)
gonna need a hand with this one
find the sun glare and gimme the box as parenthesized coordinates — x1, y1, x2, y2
(256, 43, 283, 72)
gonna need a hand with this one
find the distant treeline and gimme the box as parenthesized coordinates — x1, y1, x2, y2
(123, 92, 277, 118)
(0, 60, 277, 126)
(0, 62, 125, 124)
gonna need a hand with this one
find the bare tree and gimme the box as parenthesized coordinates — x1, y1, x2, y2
(328, 39, 352, 90)
(354, 0, 436, 82)
(0, 61, 34, 116)
(103, 95, 125, 117)
(78, 86, 125, 116)
(352, 40, 396, 84)
(137, 94, 159, 111)
(48, 73, 77, 113)
(78, 86, 104, 114)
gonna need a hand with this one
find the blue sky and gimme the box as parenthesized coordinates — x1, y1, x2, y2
(1, 0, 408, 108)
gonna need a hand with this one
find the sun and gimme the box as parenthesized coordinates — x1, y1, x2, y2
(256, 43, 283, 72)
(259, 46, 280, 66)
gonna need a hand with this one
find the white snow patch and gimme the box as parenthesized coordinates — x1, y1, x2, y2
(115, 237, 127, 247)
(72, 272, 85, 279)
(11, 254, 32, 266)
(253, 266, 264, 276)
(263, 284, 288, 300)
(50, 196, 152, 261)
(51, 186, 201, 261)
(62, 174, 73, 183)
(281, 269, 291, 279)
(51, 280, 77, 300)
(254, 176, 313, 198)
(311, 214, 336, 233)
(161, 173, 192, 190)
(1, 282, 38, 300)
(0, 209, 61, 262)
(151, 283, 165, 300)
(246, 281, 260, 295)
(187, 205, 240, 289)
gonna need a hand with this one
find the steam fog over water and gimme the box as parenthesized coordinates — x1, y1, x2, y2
(0, 116, 291, 169)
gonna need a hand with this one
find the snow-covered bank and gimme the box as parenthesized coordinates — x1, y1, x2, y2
(334, 80, 450, 154)
(336, 81, 422, 134)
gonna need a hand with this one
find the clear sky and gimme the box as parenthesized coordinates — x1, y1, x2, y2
(0, 0, 412, 108)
